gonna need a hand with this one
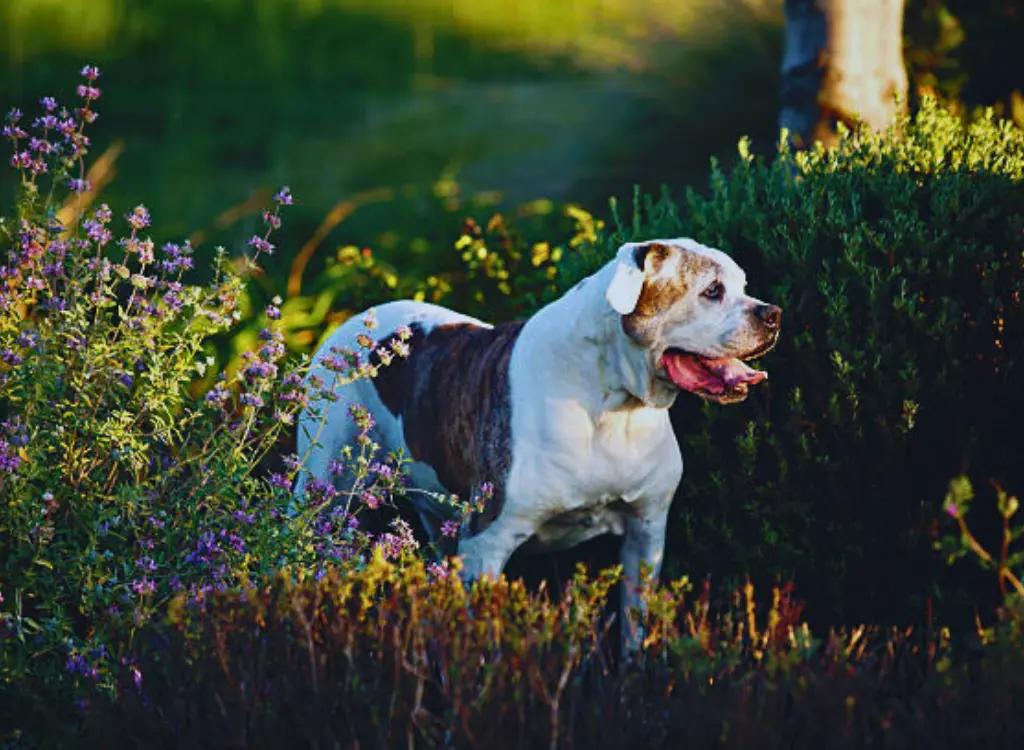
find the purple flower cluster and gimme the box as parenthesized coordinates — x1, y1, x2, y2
(240, 393, 264, 408)
(360, 489, 381, 510)
(265, 295, 282, 320)
(159, 241, 195, 275)
(374, 518, 420, 561)
(246, 235, 275, 256)
(300, 490, 371, 564)
(130, 577, 156, 596)
(3, 65, 100, 184)
(65, 645, 106, 681)
(441, 519, 460, 538)
(185, 528, 247, 580)
(241, 328, 285, 387)
(267, 472, 291, 490)
(244, 188, 293, 261)
(306, 477, 339, 504)
(0, 419, 29, 474)
(320, 346, 362, 378)
(348, 403, 375, 446)
(277, 372, 310, 413)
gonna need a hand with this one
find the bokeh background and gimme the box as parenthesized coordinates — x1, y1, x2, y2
(1, 0, 780, 277)
(4, 0, 1020, 333)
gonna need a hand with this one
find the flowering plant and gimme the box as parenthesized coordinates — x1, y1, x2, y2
(0, 67, 426, 708)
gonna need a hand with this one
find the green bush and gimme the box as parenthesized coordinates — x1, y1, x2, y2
(565, 100, 1024, 627)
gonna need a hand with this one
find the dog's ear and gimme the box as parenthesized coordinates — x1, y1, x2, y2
(605, 242, 671, 315)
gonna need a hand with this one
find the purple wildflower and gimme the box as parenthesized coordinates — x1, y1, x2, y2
(263, 210, 281, 229)
(205, 384, 229, 405)
(77, 84, 101, 100)
(247, 235, 274, 256)
(125, 205, 151, 231)
(66, 653, 88, 674)
(307, 478, 338, 502)
(233, 509, 255, 524)
(268, 473, 291, 490)
(0, 440, 21, 473)
(1, 348, 22, 366)
(244, 359, 276, 381)
(129, 581, 154, 598)
(240, 393, 263, 408)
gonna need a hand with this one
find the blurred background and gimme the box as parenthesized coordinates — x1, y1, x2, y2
(1, 0, 1022, 333)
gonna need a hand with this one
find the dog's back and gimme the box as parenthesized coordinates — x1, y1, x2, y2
(295, 300, 505, 537)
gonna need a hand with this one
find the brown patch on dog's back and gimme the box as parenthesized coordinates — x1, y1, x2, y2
(369, 328, 420, 417)
(370, 320, 526, 534)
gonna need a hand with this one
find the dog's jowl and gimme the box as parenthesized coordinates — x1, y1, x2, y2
(296, 238, 781, 650)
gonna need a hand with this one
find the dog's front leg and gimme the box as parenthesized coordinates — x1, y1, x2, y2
(620, 502, 670, 654)
(456, 512, 535, 581)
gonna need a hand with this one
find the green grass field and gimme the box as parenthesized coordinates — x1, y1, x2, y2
(1, 0, 783, 278)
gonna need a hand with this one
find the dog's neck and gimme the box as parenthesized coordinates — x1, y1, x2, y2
(531, 261, 678, 415)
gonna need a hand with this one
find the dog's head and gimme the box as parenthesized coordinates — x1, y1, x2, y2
(605, 238, 781, 406)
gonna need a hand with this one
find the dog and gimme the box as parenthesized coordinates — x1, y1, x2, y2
(295, 238, 780, 649)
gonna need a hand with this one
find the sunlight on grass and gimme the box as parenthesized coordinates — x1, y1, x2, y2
(1, 0, 784, 279)
(5, 0, 782, 71)
(3, 0, 121, 59)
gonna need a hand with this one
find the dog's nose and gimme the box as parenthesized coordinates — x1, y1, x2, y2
(754, 304, 782, 330)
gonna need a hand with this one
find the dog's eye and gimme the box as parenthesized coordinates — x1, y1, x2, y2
(702, 281, 724, 301)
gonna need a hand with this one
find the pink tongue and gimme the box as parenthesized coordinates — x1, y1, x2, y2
(704, 357, 767, 386)
(660, 352, 767, 395)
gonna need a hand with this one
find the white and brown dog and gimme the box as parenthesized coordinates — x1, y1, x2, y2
(296, 238, 780, 646)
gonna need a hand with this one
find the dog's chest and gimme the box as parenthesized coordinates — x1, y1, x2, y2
(512, 409, 677, 553)
(518, 403, 675, 508)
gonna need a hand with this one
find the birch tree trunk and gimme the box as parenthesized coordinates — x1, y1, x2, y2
(779, 0, 909, 149)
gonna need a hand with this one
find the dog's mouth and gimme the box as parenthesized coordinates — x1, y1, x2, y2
(657, 346, 771, 404)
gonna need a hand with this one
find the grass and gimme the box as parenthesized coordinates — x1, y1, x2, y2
(0, 0, 783, 293)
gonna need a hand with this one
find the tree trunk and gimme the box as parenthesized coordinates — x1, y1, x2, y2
(779, 0, 909, 149)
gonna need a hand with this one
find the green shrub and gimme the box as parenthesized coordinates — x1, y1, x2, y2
(272, 198, 594, 363)
(559, 99, 1024, 627)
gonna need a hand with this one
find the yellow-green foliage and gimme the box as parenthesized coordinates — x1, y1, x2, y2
(3, 0, 779, 70)
(73, 554, 1024, 749)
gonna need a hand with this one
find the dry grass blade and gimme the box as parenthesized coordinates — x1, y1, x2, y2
(56, 139, 124, 228)
(288, 187, 394, 298)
